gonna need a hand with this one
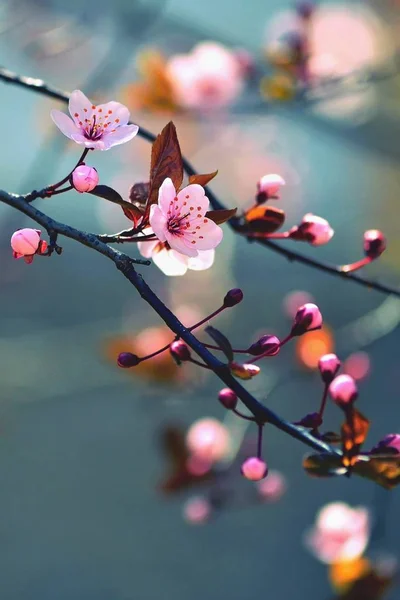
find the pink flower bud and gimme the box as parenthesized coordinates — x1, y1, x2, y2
(247, 335, 280, 356)
(257, 470, 287, 502)
(11, 228, 41, 257)
(257, 174, 285, 201)
(169, 340, 191, 363)
(223, 288, 244, 307)
(291, 303, 323, 336)
(218, 388, 238, 410)
(241, 457, 268, 481)
(71, 165, 99, 193)
(183, 496, 211, 525)
(117, 352, 140, 368)
(363, 229, 386, 259)
(318, 353, 341, 383)
(329, 374, 358, 406)
(291, 214, 334, 246)
(371, 433, 400, 455)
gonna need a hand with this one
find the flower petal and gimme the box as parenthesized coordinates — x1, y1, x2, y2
(165, 231, 198, 257)
(102, 124, 139, 149)
(69, 90, 94, 125)
(153, 248, 188, 276)
(177, 184, 209, 215)
(69, 132, 106, 150)
(158, 178, 177, 216)
(137, 238, 160, 258)
(50, 110, 80, 140)
(95, 101, 130, 126)
(187, 249, 215, 271)
(149, 205, 168, 242)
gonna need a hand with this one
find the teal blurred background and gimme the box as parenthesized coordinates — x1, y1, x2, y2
(0, 0, 400, 598)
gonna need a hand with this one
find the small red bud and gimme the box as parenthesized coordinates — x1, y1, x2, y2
(170, 340, 191, 363)
(117, 352, 140, 368)
(318, 353, 341, 383)
(291, 303, 322, 336)
(363, 229, 386, 259)
(241, 457, 268, 481)
(329, 374, 358, 406)
(223, 288, 243, 307)
(247, 335, 280, 356)
(218, 388, 238, 410)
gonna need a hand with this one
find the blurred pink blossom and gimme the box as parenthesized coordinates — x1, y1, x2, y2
(186, 418, 231, 462)
(257, 470, 287, 502)
(305, 502, 370, 564)
(183, 496, 211, 524)
(167, 42, 244, 110)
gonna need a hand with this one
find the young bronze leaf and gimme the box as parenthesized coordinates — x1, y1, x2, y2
(303, 453, 345, 478)
(331, 566, 395, 600)
(205, 208, 237, 225)
(188, 170, 218, 187)
(89, 185, 144, 226)
(353, 455, 400, 490)
(147, 121, 183, 211)
(341, 409, 370, 466)
(244, 205, 285, 234)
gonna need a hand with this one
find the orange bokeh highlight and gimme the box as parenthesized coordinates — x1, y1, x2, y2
(296, 326, 335, 370)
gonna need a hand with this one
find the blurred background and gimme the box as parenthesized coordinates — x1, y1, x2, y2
(0, 0, 400, 598)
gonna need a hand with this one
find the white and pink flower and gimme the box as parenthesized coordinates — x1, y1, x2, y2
(305, 502, 370, 564)
(51, 90, 138, 150)
(148, 177, 223, 259)
(167, 42, 244, 110)
(138, 232, 215, 277)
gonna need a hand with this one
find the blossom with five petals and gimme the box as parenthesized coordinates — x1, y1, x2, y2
(149, 178, 223, 258)
(51, 90, 138, 150)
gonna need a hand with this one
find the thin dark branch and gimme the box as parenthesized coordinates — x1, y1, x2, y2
(1, 67, 397, 297)
(0, 188, 339, 456)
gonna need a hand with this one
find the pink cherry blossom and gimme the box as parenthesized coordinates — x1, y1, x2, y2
(183, 496, 211, 524)
(167, 42, 244, 110)
(186, 418, 231, 463)
(241, 457, 268, 481)
(149, 178, 223, 258)
(329, 374, 358, 406)
(257, 470, 287, 502)
(11, 228, 47, 264)
(138, 230, 215, 277)
(72, 165, 99, 192)
(304, 502, 370, 564)
(51, 90, 138, 150)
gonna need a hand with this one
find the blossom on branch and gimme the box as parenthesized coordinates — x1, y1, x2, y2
(11, 228, 48, 264)
(51, 90, 138, 150)
(149, 178, 223, 258)
(138, 230, 215, 277)
(305, 502, 370, 564)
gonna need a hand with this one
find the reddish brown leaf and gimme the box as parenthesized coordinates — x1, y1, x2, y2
(353, 455, 400, 489)
(188, 170, 218, 186)
(122, 204, 144, 226)
(205, 208, 237, 225)
(147, 122, 183, 212)
(303, 453, 345, 478)
(129, 182, 149, 205)
(341, 409, 370, 466)
(244, 205, 285, 234)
